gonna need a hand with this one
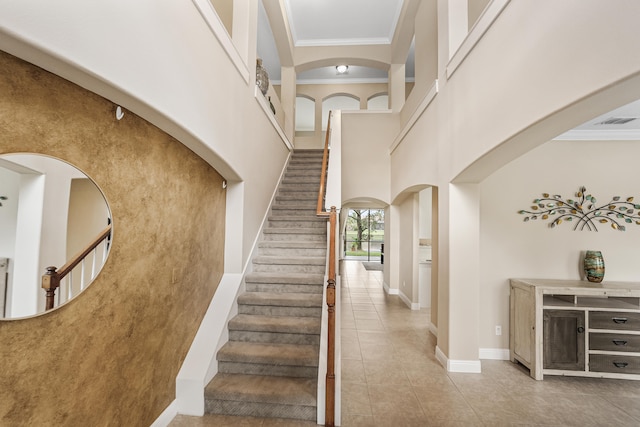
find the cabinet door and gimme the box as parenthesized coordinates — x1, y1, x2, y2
(543, 310, 585, 371)
(511, 286, 534, 365)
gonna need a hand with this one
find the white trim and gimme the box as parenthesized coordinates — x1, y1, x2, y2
(446, 0, 512, 79)
(175, 273, 243, 415)
(553, 129, 640, 141)
(191, 0, 250, 84)
(479, 348, 510, 360)
(296, 77, 391, 85)
(389, 80, 438, 154)
(398, 290, 420, 310)
(448, 359, 482, 373)
(435, 346, 483, 373)
(295, 37, 391, 47)
(429, 322, 438, 337)
(254, 86, 293, 151)
(435, 345, 448, 369)
(150, 400, 178, 427)
(383, 281, 399, 295)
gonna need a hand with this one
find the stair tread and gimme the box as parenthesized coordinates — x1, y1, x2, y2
(253, 255, 326, 265)
(269, 215, 325, 222)
(238, 291, 323, 307)
(258, 241, 326, 248)
(229, 314, 321, 334)
(205, 373, 316, 406)
(263, 227, 326, 234)
(245, 272, 325, 284)
(218, 341, 319, 366)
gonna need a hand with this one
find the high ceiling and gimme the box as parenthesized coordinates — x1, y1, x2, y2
(284, 0, 403, 47)
(256, 1, 640, 139)
(257, 0, 413, 84)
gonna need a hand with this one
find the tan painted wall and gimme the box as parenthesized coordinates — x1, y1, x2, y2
(0, 51, 226, 426)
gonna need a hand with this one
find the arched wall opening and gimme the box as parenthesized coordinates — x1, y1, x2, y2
(448, 77, 640, 360)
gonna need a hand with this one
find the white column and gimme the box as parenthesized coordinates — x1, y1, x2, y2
(447, 183, 480, 372)
(280, 66, 296, 142)
(388, 63, 406, 112)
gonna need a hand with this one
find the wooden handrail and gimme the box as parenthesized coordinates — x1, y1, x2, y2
(316, 113, 331, 218)
(42, 224, 112, 310)
(317, 111, 336, 426)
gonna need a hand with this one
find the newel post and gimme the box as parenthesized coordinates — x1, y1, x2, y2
(42, 266, 60, 311)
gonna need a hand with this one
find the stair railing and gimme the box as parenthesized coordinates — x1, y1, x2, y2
(41, 224, 112, 310)
(317, 113, 336, 427)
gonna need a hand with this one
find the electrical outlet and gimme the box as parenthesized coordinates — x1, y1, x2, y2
(495, 325, 502, 336)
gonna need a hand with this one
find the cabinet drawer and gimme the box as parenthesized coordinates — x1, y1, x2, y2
(590, 312, 640, 330)
(590, 354, 640, 375)
(590, 333, 640, 352)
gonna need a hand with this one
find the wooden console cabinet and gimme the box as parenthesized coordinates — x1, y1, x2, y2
(510, 278, 640, 380)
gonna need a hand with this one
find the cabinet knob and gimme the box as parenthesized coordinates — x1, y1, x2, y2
(577, 326, 585, 333)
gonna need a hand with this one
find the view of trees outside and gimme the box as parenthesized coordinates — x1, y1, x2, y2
(344, 209, 384, 261)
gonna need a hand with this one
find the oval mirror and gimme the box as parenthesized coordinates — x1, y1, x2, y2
(0, 154, 112, 319)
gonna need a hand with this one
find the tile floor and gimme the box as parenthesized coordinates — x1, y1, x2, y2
(170, 261, 640, 427)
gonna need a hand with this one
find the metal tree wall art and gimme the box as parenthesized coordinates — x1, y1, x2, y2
(518, 186, 640, 232)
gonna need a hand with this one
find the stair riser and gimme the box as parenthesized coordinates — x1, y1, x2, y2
(270, 209, 317, 217)
(244, 283, 323, 294)
(229, 330, 321, 346)
(258, 247, 327, 257)
(218, 362, 317, 378)
(273, 200, 318, 208)
(238, 305, 322, 317)
(205, 400, 316, 421)
(267, 220, 326, 229)
(252, 264, 326, 274)
(263, 233, 326, 242)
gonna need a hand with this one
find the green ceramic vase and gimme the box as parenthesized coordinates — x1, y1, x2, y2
(584, 250, 605, 283)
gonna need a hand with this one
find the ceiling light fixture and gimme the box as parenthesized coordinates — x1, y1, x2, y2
(336, 65, 349, 74)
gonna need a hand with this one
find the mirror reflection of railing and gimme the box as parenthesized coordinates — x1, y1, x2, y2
(0, 154, 112, 319)
(42, 223, 112, 310)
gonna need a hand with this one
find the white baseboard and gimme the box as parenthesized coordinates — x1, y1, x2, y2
(150, 400, 178, 427)
(479, 348, 510, 360)
(435, 346, 447, 369)
(435, 346, 482, 373)
(429, 322, 437, 337)
(383, 281, 399, 295)
(398, 290, 420, 310)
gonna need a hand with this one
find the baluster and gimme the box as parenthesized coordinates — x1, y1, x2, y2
(91, 247, 98, 281)
(81, 258, 86, 291)
(41, 266, 60, 311)
(68, 270, 73, 300)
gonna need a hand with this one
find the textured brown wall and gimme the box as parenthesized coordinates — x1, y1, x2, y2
(0, 50, 226, 426)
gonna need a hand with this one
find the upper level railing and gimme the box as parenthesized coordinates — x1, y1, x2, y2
(317, 112, 336, 426)
(41, 224, 112, 310)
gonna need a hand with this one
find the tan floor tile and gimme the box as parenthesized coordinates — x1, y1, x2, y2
(341, 359, 366, 383)
(341, 382, 373, 416)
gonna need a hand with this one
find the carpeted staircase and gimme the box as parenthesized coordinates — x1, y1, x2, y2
(204, 149, 327, 421)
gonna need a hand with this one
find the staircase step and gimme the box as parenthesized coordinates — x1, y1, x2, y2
(217, 341, 319, 377)
(228, 314, 321, 345)
(229, 314, 321, 334)
(271, 205, 318, 216)
(244, 272, 324, 294)
(258, 241, 326, 257)
(238, 291, 323, 317)
(277, 191, 318, 199)
(263, 228, 326, 241)
(268, 216, 326, 228)
(205, 373, 316, 421)
(252, 256, 326, 274)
